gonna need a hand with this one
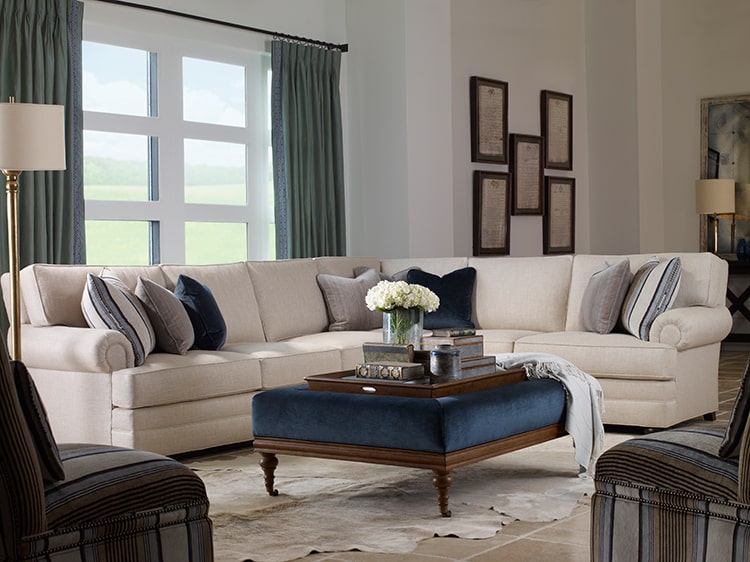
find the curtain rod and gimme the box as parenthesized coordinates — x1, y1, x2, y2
(86, 0, 349, 52)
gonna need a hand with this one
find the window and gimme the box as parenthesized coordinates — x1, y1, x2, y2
(82, 7, 273, 266)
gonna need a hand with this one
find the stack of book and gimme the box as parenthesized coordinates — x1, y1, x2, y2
(355, 329, 498, 381)
(354, 342, 425, 381)
(420, 328, 496, 377)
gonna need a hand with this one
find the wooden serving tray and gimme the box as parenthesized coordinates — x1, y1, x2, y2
(305, 367, 525, 398)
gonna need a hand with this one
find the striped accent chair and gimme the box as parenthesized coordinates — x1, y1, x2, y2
(0, 339, 213, 561)
(592, 424, 750, 561)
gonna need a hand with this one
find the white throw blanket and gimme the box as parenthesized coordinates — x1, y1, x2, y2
(494, 352, 605, 477)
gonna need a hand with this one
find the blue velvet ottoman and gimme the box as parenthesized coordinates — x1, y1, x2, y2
(252, 378, 567, 516)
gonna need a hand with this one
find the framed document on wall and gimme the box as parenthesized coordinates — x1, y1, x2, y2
(473, 170, 511, 255)
(541, 90, 573, 170)
(470, 76, 508, 164)
(510, 134, 544, 215)
(543, 176, 575, 254)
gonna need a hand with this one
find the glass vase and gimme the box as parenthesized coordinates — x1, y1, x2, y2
(382, 307, 424, 349)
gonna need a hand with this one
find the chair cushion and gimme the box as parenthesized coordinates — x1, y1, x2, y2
(174, 274, 227, 350)
(316, 268, 382, 331)
(135, 277, 194, 354)
(620, 256, 681, 341)
(579, 259, 631, 334)
(407, 267, 476, 330)
(720, 355, 750, 458)
(11, 360, 64, 483)
(81, 270, 156, 366)
(45, 444, 210, 528)
(595, 424, 738, 501)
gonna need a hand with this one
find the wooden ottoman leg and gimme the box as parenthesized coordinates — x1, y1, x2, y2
(259, 453, 279, 496)
(432, 470, 453, 517)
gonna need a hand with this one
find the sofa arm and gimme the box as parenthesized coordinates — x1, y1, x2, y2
(649, 306, 732, 350)
(19, 325, 134, 372)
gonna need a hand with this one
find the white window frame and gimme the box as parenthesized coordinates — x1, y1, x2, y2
(83, 2, 272, 264)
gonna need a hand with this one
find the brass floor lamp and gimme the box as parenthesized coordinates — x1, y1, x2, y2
(0, 98, 66, 360)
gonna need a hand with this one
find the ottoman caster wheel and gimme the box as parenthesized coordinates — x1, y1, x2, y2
(441, 510, 452, 518)
(270, 489, 279, 497)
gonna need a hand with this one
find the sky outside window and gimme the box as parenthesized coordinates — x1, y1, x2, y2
(83, 42, 150, 116)
(183, 57, 245, 127)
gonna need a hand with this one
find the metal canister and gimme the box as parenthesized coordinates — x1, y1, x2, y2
(430, 344, 460, 379)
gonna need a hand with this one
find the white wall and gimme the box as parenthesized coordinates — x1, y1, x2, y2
(659, 0, 750, 252)
(450, 0, 589, 257)
(103, 0, 750, 259)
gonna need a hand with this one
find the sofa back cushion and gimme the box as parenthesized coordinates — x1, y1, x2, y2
(566, 253, 727, 331)
(314, 256, 381, 277)
(20, 264, 165, 327)
(248, 259, 329, 341)
(467, 256, 573, 332)
(381, 257, 469, 279)
(161, 263, 265, 344)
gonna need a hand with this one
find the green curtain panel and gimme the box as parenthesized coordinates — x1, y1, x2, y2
(271, 40, 346, 259)
(0, 0, 84, 331)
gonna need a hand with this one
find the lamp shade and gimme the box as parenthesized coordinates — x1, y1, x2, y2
(0, 102, 66, 171)
(695, 179, 735, 214)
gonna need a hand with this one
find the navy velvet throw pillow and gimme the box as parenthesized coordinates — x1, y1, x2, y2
(407, 267, 476, 330)
(174, 274, 227, 350)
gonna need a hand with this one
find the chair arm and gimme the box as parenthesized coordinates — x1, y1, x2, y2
(649, 306, 732, 350)
(19, 325, 134, 372)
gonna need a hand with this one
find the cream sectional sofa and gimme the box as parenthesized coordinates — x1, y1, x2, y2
(4, 252, 731, 456)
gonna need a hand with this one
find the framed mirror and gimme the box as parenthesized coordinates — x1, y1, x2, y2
(700, 93, 750, 252)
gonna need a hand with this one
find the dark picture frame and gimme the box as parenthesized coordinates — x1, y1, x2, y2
(543, 177, 576, 254)
(470, 76, 508, 164)
(541, 90, 573, 170)
(510, 134, 544, 215)
(473, 170, 511, 255)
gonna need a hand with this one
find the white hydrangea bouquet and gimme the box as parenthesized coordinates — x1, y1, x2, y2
(365, 280, 439, 347)
(365, 280, 440, 313)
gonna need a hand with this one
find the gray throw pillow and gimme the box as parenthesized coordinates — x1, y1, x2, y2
(317, 268, 382, 331)
(135, 277, 195, 355)
(354, 265, 421, 282)
(12, 360, 65, 483)
(579, 259, 632, 334)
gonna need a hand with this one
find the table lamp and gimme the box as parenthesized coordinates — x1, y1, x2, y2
(0, 98, 66, 360)
(695, 179, 735, 254)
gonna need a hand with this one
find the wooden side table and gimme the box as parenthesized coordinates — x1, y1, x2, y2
(726, 259, 750, 342)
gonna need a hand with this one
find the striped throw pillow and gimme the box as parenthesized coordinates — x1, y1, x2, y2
(719, 354, 750, 458)
(12, 360, 65, 482)
(81, 271, 156, 366)
(620, 256, 682, 341)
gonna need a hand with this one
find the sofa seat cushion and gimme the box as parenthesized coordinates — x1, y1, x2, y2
(595, 424, 737, 501)
(223, 341, 343, 388)
(45, 444, 210, 528)
(477, 329, 540, 355)
(112, 350, 262, 409)
(252, 378, 565, 453)
(283, 331, 383, 370)
(513, 331, 677, 381)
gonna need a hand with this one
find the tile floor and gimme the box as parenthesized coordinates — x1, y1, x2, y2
(286, 349, 747, 562)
